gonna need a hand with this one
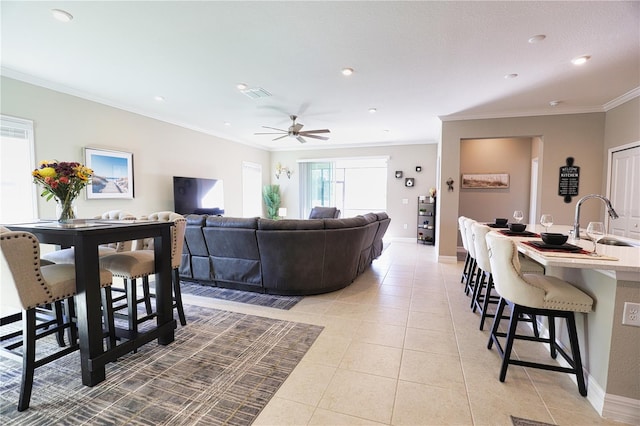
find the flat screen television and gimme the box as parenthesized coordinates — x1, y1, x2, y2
(173, 176, 225, 216)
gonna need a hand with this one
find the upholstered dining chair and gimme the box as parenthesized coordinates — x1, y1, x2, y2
(0, 226, 113, 411)
(308, 206, 341, 219)
(485, 232, 593, 396)
(458, 216, 472, 285)
(100, 212, 187, 333)
(41, 210, 136, 264)
(463, 217, 478, 296)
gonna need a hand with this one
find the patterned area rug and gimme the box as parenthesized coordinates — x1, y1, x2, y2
(180, 281, 303, 310)
(511, 415, 556, 426)
(0, 305, 323, 425)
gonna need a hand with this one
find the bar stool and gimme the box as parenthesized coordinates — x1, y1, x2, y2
(0, 227, 113, 411)
(463, 217, 478, 297)
(458, 216, 472, 285)
(471, 223, 543, 333)
(485, 232, 593, 396)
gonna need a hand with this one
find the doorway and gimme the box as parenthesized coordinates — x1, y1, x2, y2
(607, 142, 640, 239)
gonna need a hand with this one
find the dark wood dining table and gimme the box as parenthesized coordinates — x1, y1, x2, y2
(6, 220, 177, 386)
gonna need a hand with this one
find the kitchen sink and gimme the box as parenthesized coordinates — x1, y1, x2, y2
(598, 237, 638, 247)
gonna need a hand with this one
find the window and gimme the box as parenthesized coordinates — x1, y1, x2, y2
(242, 161, 262, 217)
(300, 157, 387, 218)
(1, 115, 37, 222)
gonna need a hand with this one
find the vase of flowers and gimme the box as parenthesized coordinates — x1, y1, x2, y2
(429, 187, 437, 203)
(32, 160, 93, 222)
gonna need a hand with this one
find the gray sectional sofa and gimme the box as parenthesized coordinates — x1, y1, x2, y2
(179, 212, 390, 295)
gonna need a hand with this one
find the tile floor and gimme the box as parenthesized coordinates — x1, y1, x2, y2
(181, 242, 628, 425)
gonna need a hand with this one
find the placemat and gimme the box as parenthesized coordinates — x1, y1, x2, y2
(522, 241, 618, 261)
(499, 230, 540, 237)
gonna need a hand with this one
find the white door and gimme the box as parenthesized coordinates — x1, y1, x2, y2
(608, 144, 640, 239)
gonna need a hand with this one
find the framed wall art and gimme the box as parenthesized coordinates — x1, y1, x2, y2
(84, 147, 134, 199)
(461, 173, 509, 189)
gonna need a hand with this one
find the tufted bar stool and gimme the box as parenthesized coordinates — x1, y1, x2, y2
(458, 216, 472, 285)
(100, 212, 187, 335)
(463, 217, 478, 297)
(485, 232, 593, 396)
(0, 227, 113, 411)
(471, 224, 545, 332)
(41, 210, 136, 264)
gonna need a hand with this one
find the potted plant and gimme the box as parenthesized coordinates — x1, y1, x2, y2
(263, 184, 281, 219)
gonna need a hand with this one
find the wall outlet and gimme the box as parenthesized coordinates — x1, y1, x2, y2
(403, 224, 408, 229)
(622, 302, 640, 327)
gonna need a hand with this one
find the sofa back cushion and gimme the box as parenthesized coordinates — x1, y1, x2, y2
(258, 218, 324, 230)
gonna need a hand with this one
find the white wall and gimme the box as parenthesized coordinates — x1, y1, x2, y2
(0, 77, 271, 219)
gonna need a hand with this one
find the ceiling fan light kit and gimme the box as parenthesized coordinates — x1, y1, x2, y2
(255, 115, 330, 144)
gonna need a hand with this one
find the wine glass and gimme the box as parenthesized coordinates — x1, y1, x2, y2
(586, 222, 605, 256)
(540, 214, 553, 233)
(513, 210, 524, 223)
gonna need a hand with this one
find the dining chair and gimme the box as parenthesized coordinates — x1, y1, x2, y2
(485, 232, 593, 396)
(100, 212, 187, 334)
(458, 216, 472, 285)
(0, 226, 113, 411)
(41, 210, 136, 264)
(463, 217, 478, 296)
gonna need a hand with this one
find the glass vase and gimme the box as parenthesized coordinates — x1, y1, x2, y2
(56, 198, 78, 223)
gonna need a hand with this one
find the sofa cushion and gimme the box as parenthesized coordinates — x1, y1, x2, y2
(186, 214, 208, 226)
(258, 219, 325, 230)
(206, 216, 258, 229)
(323, 217, 368, 229)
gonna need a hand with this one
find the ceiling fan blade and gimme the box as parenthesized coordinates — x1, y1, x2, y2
(301, 134, 329, 141)
(273, 135, 289, 141)
(296, 136, 307, 144)
(262, 126, 287, 132)
(293, 123, 304, 132)
(300, 129, 330, 134)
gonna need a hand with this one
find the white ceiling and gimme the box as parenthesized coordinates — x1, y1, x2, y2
(1, 1, 639, 151)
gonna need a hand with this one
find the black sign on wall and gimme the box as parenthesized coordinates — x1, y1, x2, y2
(558, 157, 580, 203)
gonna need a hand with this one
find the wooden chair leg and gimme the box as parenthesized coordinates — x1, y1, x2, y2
(101, 287, 116, 349)
(53, 301, 66, 347)
(18, 309, 36, 412)
(172, 268, 187, 326)
(141, 277, 153, 315)
(566, 313, 587, 396)
(499, 303, 520, 382)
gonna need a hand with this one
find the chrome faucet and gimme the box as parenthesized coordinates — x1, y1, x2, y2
(573, 194, 619, 239)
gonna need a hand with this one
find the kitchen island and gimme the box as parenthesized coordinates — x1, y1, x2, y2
(500, 225, 640, 424)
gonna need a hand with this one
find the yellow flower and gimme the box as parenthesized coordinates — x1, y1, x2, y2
(38, 167, 57, 178)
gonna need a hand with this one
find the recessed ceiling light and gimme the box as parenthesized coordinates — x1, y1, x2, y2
(236, 83, 248, 90)
(549, 100, 561, 107)
(368, 108, 377, 113)
(571, 55, 591, 66)
(51, 9, 73, 22)
(341, 67, 354, 76)
(528, 34, 546, 43)
(154, 95, 165, 102)
(224, 121, 231, 126)
(504, 73, 519, 79)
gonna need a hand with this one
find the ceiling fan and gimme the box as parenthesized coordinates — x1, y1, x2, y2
(255, 115, 330, 144)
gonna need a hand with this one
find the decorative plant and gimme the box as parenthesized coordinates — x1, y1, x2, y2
(262, 184, 281, 219)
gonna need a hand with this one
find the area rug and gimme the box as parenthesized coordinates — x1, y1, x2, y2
(0, 305, 323, 425)
(511, 415, 556, 426)
(180, 281, 303, 310)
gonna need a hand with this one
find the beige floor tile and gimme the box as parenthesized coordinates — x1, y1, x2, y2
(360, 305, 409, 327)
(339, 341, 402, 378)
(407, 309, 454, 332)
(391, 380, 473, 425)
(274, 360, 337, 406)
(302, 333, 352, 367)
(308, 408, 387, 425)
(404, 327, 460, 355)
(318, 369, 397, 424)
(324, 301, 371, 319)
(353, 322, 406, 348)
(378, 284, 413, 298)
(399, 349, 465, 388)
(316, 316, 363, 339)
(548, 406, 627, 425)
(409, 295, 452, 314)
(252, 397, 315, 425)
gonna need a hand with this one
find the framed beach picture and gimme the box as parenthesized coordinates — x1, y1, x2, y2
(461, 173, 509, 189)
(84, 148, 134, 199)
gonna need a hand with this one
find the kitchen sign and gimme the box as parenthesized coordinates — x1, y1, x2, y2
(558, 157, 580, 203)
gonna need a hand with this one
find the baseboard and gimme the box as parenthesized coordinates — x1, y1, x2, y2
(438, 255, 458, 263)
(601, 393, 640, 424)
(528, 319, 639, 424)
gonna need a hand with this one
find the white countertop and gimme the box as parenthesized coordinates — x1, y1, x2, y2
(494, 224, 640, 281)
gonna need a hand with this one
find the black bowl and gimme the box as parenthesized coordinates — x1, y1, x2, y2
(541, 233, 568, 246)
(509, 223, 527, 233)
(495, 218, 508, 226)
